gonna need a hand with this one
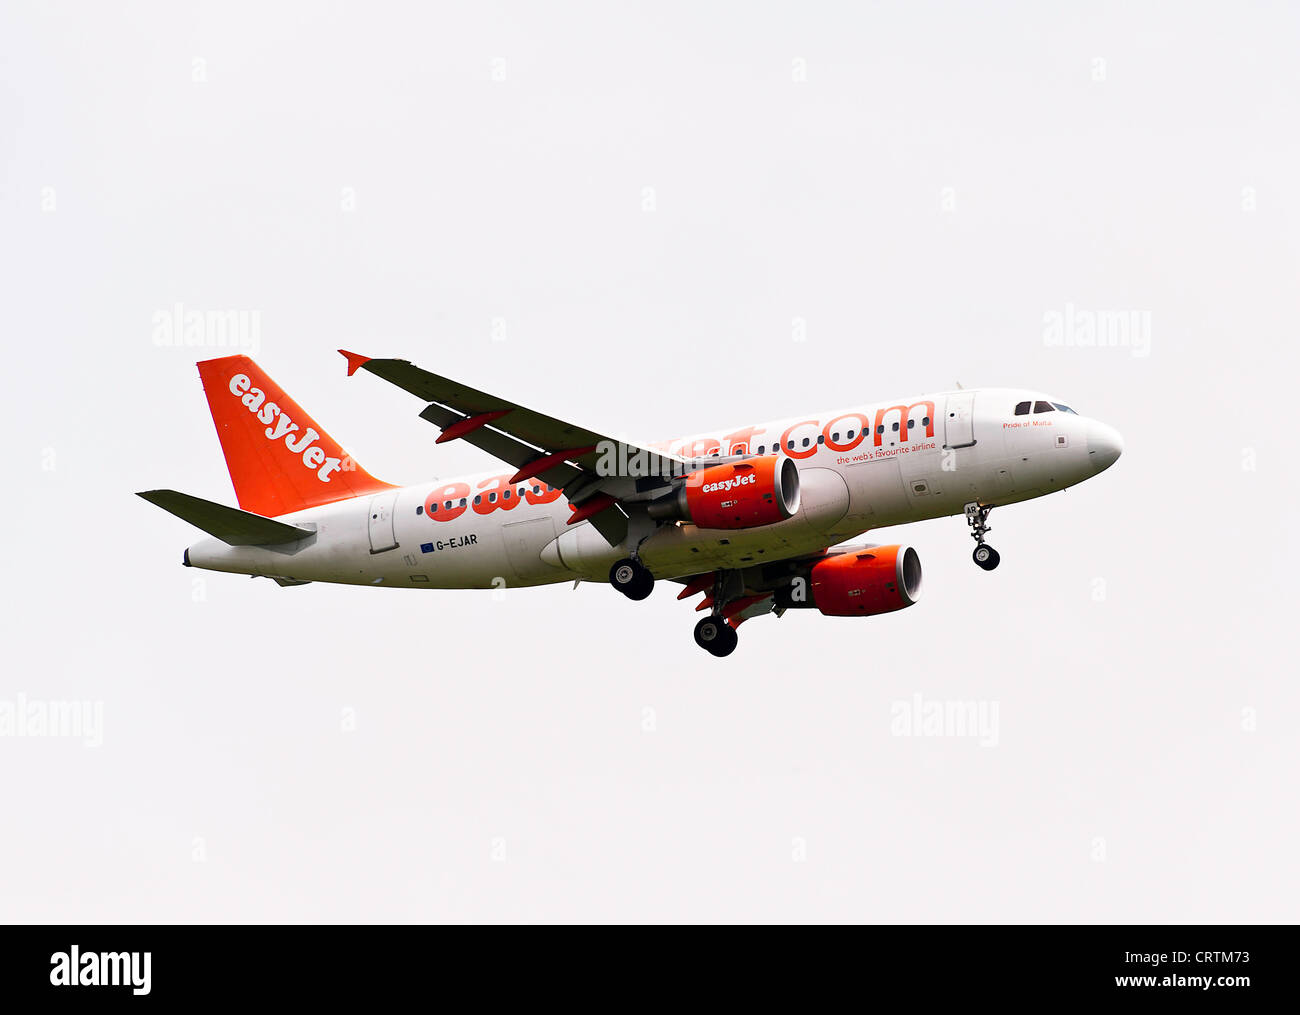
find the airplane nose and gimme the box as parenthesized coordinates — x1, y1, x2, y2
(1087, 421, 1124, 473)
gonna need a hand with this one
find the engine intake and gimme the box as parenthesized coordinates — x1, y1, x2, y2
(648, 456, 800, 530)
(774, 545, 922, 617)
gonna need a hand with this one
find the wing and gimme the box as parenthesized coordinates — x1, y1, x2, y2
(339, 350, 695, 545)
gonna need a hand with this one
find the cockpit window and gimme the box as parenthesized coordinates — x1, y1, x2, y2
(1014, 401, 1031, 416)
(1051, 402, 1077, 414)
(1033, 400, 1054, 413)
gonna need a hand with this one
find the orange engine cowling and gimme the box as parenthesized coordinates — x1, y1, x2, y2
(806, 545, 922, 617)
(648, 456, 801, 530)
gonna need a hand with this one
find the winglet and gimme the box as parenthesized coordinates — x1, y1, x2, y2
(339, 349, 371, 377)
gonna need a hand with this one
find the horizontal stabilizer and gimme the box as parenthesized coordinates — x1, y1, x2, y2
(136, 490, 315, 546)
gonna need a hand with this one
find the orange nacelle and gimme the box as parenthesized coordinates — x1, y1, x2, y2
(678, 456, 801, 530)
(808, 545, 922, 616)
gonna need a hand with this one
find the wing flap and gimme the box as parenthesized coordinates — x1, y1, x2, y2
(415, 402, 585, 491)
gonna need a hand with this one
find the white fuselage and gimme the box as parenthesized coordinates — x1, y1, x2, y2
(185, 387, 1123, 588)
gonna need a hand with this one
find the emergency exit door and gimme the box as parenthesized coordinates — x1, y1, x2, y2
(943, 392, 976, 449)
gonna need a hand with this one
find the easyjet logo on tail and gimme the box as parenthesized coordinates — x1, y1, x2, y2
(228, 373, 345, 482)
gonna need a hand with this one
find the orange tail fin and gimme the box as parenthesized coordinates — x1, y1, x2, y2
(197, 355, 394, 517)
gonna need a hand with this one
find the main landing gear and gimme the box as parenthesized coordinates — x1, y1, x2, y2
(693, 615, 738, 657)
(609, 557, 743, 657)
(964, 501, 1001, 571)
(692, 569, 743, 657)
(609, 557, 655, 600)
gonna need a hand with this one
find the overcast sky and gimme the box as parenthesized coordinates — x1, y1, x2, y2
(2, 1, 1296, 922)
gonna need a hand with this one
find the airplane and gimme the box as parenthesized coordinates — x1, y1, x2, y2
(137, 351, 1123, 657)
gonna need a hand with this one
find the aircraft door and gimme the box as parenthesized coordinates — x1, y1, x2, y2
(367, 492, 399, 553)
(944, 392, 977, 449)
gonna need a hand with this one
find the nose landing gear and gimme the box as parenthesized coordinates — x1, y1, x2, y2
(964, 502, 1001, 571)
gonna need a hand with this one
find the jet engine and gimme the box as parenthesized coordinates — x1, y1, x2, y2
(647, 456, 800, 530)
(773, 545, 922, 616)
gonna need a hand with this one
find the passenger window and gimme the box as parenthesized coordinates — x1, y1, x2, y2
(460, 498, 467, 507)
(876, 425, 885, 434)
(817, 434, 825, 444)
(489, 493, 497, 503)
(473, 495, 482, 505)
(801, 437, 810, 447)
(416, 505, 423, 516)
(503, 490, 511, 499)
(846, 430, 855, 439)
(1033, 401, 1054, 413)
(891, 422, 900, 432)
(1014, 401, 1030, 415)
(757, 445, 765, 455)
(444, 500, 452, 509)
(831, 433, 840, 442)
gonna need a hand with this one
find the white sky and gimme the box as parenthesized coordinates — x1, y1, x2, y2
(1, 1, 1296, 922)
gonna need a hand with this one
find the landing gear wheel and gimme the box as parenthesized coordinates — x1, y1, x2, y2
(964, 502, 999, 571)
(694, 616, 738, 656)
(610, 558, 654, 600)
